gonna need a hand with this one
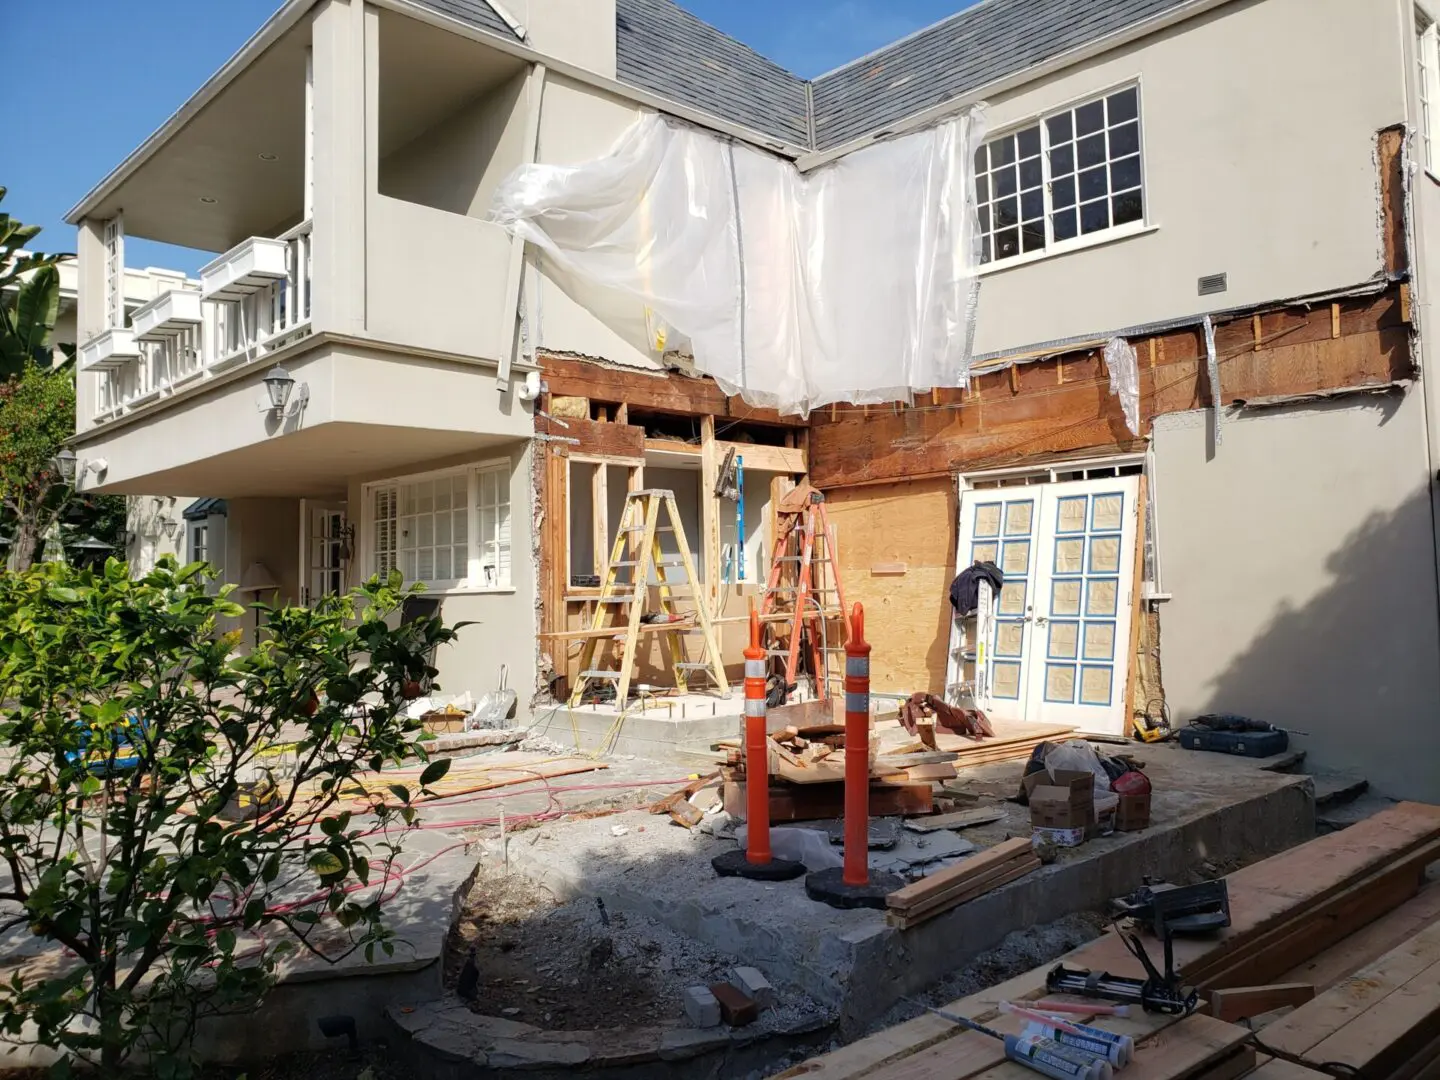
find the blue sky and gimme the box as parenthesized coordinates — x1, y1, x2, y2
(4, 0, 972, 274)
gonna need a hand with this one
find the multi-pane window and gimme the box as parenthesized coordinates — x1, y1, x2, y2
(976, 86, 1145, 265)
(189, 522, 208, 565)
(1419, 6, 1439, 168)
(368, 463, 510, 590)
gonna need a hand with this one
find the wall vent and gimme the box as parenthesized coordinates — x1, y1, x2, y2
(1197, 272, 1228, 296)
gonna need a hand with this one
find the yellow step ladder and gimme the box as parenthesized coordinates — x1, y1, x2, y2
(568, 489, 730, 708)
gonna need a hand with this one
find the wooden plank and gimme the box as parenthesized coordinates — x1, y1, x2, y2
(1190, 1048, 1258, 1080)
(886, 857, 1040, 929)
(547, 414, 645, 459)
(1190, 839, 1439, 989)
(701, 415, 721, 618)
(902, 808, 1007, 833)
(1208, 983, 1314, 1023)
(1305, 956, 1440, 1077)
(905, 763, 958, 782)
(1279, 878, 1440, 992)
(1235, 920, 1440, 1057)
(966, 1015, 1251, 1080)
(887, 838, 1033, 911)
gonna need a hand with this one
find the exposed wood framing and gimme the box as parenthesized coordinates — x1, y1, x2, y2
(700, 414, 721, 617)
(808, 285, 1412, 488)
(539, 354, 807, 427)
(1122, 473, 1149, 733)
(1379, 125, 1408, 275)
(537, 413, 644, 460)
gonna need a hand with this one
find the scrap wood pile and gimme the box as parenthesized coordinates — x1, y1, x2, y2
(714, 698, 1074, 824)
(779, 801, 1440, 1080)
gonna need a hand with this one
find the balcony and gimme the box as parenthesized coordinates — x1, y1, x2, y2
(87, 222, 312, 423)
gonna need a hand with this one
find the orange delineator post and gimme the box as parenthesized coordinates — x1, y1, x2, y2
(744, 606, 773, 866)
(842, 603, 871, 887)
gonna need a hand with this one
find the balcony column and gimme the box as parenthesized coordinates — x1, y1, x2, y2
(74, 218, 108, 432)
(309, 0, 367, 336)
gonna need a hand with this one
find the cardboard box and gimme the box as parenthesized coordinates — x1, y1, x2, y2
(1027, 770, 1095, 831)
(1116, 792, 1152, 832)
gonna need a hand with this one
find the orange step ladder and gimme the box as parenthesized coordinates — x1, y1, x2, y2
(758, 486, 849, 701)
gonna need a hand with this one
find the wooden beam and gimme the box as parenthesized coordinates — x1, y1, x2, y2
(1253, 314, 1263, 350)
(551, 415, 644, 460)
(716, 442, 805, 474)
(1331, 303, 1341, 339)
(1209, 983, 1315, 1023)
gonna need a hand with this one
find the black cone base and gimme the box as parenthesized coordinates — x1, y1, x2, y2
(804, 866, 906, 909)
(711, 848, 806, 881)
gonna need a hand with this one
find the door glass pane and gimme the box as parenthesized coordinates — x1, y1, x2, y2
(992, 662, 1022, 699)
(1045, 664, 1076, 702)
(995, 622, 1024, 657)
(1003, 501, 1034, 535)
(974, 503, 1002, 537)
(1047, 621, 1079, 659)
(973, 541, 999, 564)
(1086, 579, 1118, 616)
(997, 581, 1027, 615)
(1089, 535, 1121, 573)
(1083, 622, 1115, 660)
(1080, 666, 1112, 705)
(1052, 579, 1082, 616)
(1054, 538, 1084, 574)
(1001, 540, 1031, 575)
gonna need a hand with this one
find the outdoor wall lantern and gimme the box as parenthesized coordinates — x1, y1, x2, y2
(52, 449, 76, 483)
(261, 365, 309, 418)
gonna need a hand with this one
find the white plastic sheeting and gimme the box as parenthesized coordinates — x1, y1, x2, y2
(1103, 337, 1141, 437)
(489, 110, 987, 416)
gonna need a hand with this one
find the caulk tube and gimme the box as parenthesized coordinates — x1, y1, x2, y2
(1000, 1002, 1133, 1066)
(1006, 1033, 1113, 1080)
(1021, 1021, 1130, 1068)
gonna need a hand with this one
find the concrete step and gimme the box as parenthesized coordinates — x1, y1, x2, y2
(1258, 749, 1308, 774)
(1313, 771, 1371, 809)
(1316, 791, 1397, 834)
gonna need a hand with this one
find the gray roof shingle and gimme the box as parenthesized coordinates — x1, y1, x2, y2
(410, 0, 521, 40)
(810, 0, 1191, 149)
(614, 0, 811, 147)
(420, 0, 1206, 151)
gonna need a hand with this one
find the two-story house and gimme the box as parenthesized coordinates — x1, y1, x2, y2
(66, 0, 1440, 800)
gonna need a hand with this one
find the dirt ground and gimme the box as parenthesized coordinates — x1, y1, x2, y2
(443, 858, 781, 1031)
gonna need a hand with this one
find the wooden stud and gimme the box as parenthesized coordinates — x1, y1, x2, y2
(597, 405, 609, 423)
(1402, 282, 1413, 324)
(615, 401, 628, 425)
(931, 388, 941, 406)
(592, 462, 608, 578)
(1149, 337, 1158, 368)
(700, 414, 721, 619)
(1331, 303, 1342, 339)
(1253, 314, 1263, 351)
(1057, 357, 1065, 385)
(1122, 474, 1149, 740)
(1008, 364, 1020, 394)
(830, 403, 838, 421)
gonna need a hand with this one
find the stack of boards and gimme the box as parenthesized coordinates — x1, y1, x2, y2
(885, 837, 1041, 930)
(781, 801, 1440, 1080)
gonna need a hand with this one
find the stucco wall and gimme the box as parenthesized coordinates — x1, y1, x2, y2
(971, 0, 1406, 356)
(1151, 391, 1440, 801)
(344, 442, 538, 716)
(378, 69, 529, 218)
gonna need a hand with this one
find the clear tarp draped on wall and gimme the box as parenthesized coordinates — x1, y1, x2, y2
(489, 109, 987, 417)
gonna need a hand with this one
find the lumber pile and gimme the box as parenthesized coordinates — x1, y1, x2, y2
(884, 837, 1040, 929)
(718, 713, 1073, 823)
(780, 801, 1440, 1080)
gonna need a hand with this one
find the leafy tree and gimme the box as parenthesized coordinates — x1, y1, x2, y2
(0, 366, 76, 571)
(0, 186, 72, 376)
(0, 560, 456, 1075)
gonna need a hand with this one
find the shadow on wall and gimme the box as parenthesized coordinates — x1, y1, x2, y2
(1170, 399, 1440, 801)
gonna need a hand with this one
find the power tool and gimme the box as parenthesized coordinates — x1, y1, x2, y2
(1045, 879, 1229, 1015)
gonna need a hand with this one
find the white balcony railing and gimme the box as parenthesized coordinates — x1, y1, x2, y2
(89, 221, 313, 423)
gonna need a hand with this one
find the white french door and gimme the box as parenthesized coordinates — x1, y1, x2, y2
(299, 501, 348, 605)
(949, 475, 1140, 736)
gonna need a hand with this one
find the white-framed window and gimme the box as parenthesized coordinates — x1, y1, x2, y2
(976, 84, 1145, 265)
(1418, 5, 1439, 169)
(364, 461, 512, 592)
(189, 522, 208, 565)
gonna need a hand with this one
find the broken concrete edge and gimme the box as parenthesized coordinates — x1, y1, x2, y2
(385, 997, 833, 1069)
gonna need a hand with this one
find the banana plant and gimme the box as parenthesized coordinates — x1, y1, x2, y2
(0, 187, 73, 378)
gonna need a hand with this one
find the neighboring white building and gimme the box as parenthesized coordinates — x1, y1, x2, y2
(60, 0, 1440, 799)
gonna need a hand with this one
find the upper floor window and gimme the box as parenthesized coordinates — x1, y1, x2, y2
(189, 522, 208, 565)
(1418, 5, 1438, 168)
(976, 86, 1145, 266)
(367, 462, 512, 592)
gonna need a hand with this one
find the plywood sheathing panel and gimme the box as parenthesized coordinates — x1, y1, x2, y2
(825, 476, 956, 694)
(808, 286, 1411, 488)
